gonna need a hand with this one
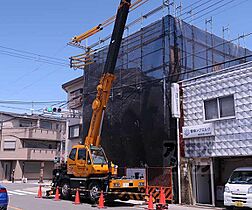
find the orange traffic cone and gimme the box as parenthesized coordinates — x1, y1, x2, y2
(74, 189, 80, 205)
(145, 187, 149, 195)
(54, 186, 60, 201)
(98, 191, 105, 209)
(37, 185, 42, 198)
(159, 187, 165, 205)
(148, 193, 154, 210)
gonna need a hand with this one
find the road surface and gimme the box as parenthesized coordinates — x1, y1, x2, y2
(1, 182, 228, 210)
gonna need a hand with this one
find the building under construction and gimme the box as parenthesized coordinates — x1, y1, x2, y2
(63, 14, 251, 201)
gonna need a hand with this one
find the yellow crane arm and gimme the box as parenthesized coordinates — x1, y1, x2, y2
(85, 73, 115, 146)
(71, 0, 148, 44)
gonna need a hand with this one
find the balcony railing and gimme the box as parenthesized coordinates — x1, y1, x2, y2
(0, 148, 58, 161)
(2, 127, 63, 141)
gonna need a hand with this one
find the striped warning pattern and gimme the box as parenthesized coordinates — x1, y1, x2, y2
(147, 186, 173, 202)
(106, 191, 145, 201)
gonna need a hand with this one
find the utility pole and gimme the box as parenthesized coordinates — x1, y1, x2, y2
(81, 48, 91, 145)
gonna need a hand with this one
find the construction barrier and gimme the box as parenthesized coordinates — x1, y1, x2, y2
(146, 167, 173, 202)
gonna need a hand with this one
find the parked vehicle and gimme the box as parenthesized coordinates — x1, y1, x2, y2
(0, 185, 8, 210)
(224, 167, 252, 209)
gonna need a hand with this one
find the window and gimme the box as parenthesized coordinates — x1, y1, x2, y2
(90, 147, 107, 165)
(78, 149, 86, 160)
(69, 148, 77, 160)
(3, 141, 16, 151)
(219, 95, 235, 117)
(40, 120, 52, 129)
(69, 125, 80, 139)
(19, 120, 32, 127)
(204, 95, 235, 120)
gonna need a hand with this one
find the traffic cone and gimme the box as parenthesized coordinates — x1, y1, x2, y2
(54, 186, 60, 201)
(145, 187, 149, 195)
(74, 189, 80, 205)
(37, 185, 42, 198)
(98, 191, 105, 209)
(148, 193, 154, 210)
(159, 187, 165, 205)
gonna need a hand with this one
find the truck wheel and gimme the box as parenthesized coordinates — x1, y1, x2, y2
(61, 181, 71, 200)
(88, 181, 101, 203)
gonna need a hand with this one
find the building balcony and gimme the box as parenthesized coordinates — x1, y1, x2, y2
(0, 148, 58, 161)
(2, 127, 63, 141)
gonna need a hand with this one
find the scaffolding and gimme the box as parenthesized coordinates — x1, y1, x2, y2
(73, 14, 251, 168)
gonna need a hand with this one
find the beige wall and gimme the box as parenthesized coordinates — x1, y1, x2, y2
(0, 113, 66, 180)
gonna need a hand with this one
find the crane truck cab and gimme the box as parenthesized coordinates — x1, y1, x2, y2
(67, 145, 117, 178)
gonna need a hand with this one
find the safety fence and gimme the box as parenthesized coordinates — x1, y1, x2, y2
(146, 167, 173, 202)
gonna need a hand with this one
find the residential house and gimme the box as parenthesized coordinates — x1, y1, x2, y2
(0, 112, 66, 181)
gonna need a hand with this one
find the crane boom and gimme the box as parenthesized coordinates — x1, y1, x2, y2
(53, 1, 146, 202)
(85, 0, 131, 146)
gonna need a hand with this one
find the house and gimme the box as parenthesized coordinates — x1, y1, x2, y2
(0, 112, 66, 181)
(180, 61, 252, 206)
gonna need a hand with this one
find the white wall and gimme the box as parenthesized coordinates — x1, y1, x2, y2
(182, 63, 252, 157)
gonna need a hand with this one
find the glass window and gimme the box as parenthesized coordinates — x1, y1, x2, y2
(40, 120, 52, 129)
(228, 171, 252, 184)
(69, 125, 80, 139)
(69, 148, 77, 160)
(78, 149, 86, 160)
(219, 95, 235, 117)
(19, 120, 32, 127)
(3, 141, 16, 151)
(204, 95, 235, 120)
(90, 147, 107, 165)
(204, 99, 218, 120)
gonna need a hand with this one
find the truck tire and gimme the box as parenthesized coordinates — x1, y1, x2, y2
(225, 207, 233, 210)
(88, 181, 101, 203)
(61, 180, 71, 200)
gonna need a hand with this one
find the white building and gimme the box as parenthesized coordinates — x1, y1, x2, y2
(180, 61, 252, 206)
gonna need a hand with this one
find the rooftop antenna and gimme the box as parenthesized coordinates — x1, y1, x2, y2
(222, 25, 229, 62)
(222, 25, 230, 40)
(163, 0, 174, 17)
(187, 9, 193, 24)
(175, 2, 182, 18)
(205, 17, 213, 33)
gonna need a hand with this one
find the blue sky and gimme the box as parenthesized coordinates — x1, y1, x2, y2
(0, 0, 251, 113)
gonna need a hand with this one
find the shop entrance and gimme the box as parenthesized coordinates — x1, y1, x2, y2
(195, 165, 212, 204)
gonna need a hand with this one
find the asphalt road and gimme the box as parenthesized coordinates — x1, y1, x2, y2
(2, 182, 225, 210)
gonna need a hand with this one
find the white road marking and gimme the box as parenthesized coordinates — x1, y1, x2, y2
(8, 190, 26, 196)
(15, 190, 37, 195)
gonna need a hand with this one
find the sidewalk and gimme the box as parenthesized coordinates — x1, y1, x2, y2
(168, 204, 224, 210)
(120, 200, 224, 210)
(0, 180, 52, 186)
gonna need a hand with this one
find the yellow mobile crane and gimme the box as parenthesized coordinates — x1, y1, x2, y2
(51, 0, 145, 203)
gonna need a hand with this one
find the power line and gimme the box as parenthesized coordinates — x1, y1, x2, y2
(0, 50, 69, 67)
(0, 45, 66, 62)
(0, 100, 66, 105)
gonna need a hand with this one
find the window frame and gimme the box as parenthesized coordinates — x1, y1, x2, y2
(203, 95, 236, 122)
(40, 120, 53, 130)
(3, 140, 16, 151)
(77, 148, 86, 161)
(69, 148, 77, 160)
(68, 124, 81, 139)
